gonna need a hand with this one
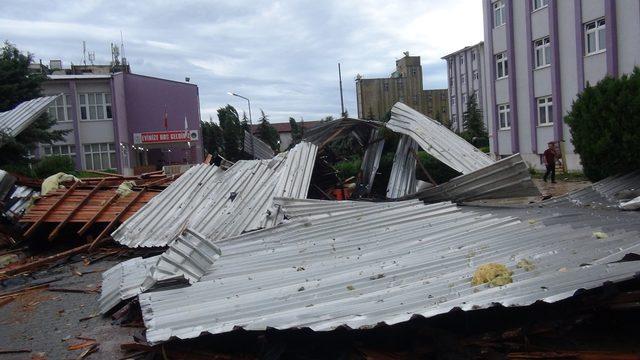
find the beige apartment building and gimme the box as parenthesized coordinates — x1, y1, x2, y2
(355, 53, 448, 122)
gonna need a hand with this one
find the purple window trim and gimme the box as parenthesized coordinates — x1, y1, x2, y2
(549, 0, 563, 142)
(506, 0, 519, 153)
(525, 0, 538, 154)
(605, 0, 618, 77)
(109, 77, 123, 174)
(68, 81, 83, 171)
(484, 0, 500, 155)
(574, 0, 585, 92)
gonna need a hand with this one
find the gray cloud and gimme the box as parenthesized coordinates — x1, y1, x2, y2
(1, 0, 482, 123)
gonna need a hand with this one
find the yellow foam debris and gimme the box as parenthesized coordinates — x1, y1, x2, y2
(516, 259, 535, 271)
(471, 263, 513, 287)
(593, 231, 608, 239)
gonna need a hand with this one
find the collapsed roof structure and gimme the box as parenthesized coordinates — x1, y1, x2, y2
(95, 102, 640, 347)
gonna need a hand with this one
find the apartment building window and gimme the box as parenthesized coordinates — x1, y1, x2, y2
(47, 94, 73, 123)
(43, 144, 76, 162)
(493, 1, 506, 28)
(399, 95, 405, 103)
(383, 81, 389, 91)
(533, 0, 549, 11)
(472, 52, 476, 62)
(585, 19, 606, 55)
(451, 95, 456, 108)
(495, 52, 508, 79)
(84, 143, 116, 170)
(459, 55, 464, 65)
(461, 73, 466, 85)
(537, 96, 553, 125)
(411, 68, 418, 76)
(462, 94, 468, 110)
(473, 70, 479, 80)
(498, 104, 510, 129)
(79, 93, 112, 121)
(534, 37, 551, 68)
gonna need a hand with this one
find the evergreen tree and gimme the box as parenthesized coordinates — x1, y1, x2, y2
(217, 105, 244, 161)
(289, 117, 302, 147)
(240, 112, 250, 132)
(0, 42, 67, 166)
(201, 115, 224, 159)
(565, 68, 640, 181)
(461, 93, 487, 146)
(255, 110, 280, 152)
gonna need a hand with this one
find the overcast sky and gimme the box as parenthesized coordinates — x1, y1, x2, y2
(1, 0, 483, 123)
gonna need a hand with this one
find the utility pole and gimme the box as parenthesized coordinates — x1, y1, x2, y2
(338, 63, 346, 118)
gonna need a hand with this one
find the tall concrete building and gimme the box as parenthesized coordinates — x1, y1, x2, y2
(356, 53, 449, 121)
(482, 0, 640, 170)
(442, 42, 488, 132)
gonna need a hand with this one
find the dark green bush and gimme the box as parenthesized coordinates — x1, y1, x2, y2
(33, 155, 74, 179)
(333, 156, 362, 179)
(565, 67, 640, 181)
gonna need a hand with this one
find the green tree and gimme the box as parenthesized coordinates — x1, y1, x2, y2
(240, 112, 250, 132)
(255, 110, 280, 152)
(201, 115, 224, 159)
(217, 105, 244, 161)
(461, 93, 487, 147)
(289, 117, 302, 147)
(0, 42, 67, 167)
(565, 68, 640, 181)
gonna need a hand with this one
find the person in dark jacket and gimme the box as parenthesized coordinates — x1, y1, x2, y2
(543, 142, 557, 183)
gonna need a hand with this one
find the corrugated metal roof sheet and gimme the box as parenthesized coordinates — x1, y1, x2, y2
(302, 118, 382, 146)
(112, 142, 317, 248)
(99, 256, 157, 313)
(133, 198, 640, 344)
(243, 130, 274, 159)
(386, 135, 418, 199)
(386, 102, 494, 174)
(0, 95, 60, 137)
(410, 154, 540, 203)
(543, 171, 640, 209)
(360, 130, 384, 194)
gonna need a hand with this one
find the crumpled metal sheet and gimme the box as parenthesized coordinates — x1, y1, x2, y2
(360, 129, 385, 194)
(99, 256, 158, 313)
(134, 198, 640, 344)
(243, 130, 274, 159)
(111, 142, 317, 248)
(0, 95, 60, 137)
(387, 102, 494, 174)
(411, 154, 540, 203)
(543, 171, 640, 209)
(302, 118, 382, 146)
(386, 135, 418, 199)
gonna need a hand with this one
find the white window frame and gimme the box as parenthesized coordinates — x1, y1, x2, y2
(83, 143, 116, 170)
(473, 70, 480, 80)
(493, 1, 506, 28)
(585, 18, 606, 55)
(471, 52, 476, 62)
(47, 94, 73, 123)
(459, 55, 464, 65)
(498, 104, 511, 129)
(496, 52, 508, 79)
(79, 93, 112, 121)
(537, 96, 553, 126)
(532, 0, 549, 11)
(461, 73, 466, 85)
(42, 144, 76, 161)
(534, 37, 551, 68)
(451, 95, 456, 108)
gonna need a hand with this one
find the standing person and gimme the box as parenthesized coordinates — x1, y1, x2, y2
(543, 142, 557, 183)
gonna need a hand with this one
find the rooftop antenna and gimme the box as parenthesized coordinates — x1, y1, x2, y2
(82, 41, 87, 66)
(338, 63, 346, 118)
(120, 31, 127, 67)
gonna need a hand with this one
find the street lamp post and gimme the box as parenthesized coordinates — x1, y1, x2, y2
(228, 92, 254, 159)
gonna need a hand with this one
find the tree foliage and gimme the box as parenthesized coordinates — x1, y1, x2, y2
(289, 117, 302, 148)
(565, 68, 640, 181)
(201, 116, 224, 159)
(255, 110, 280, 152)
(217, 105, 244, 161)
(0, 42, 67, 167)
(461, 93, 488, 147)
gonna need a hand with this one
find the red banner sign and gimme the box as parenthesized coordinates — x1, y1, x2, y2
(134, 130, 198, 144)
